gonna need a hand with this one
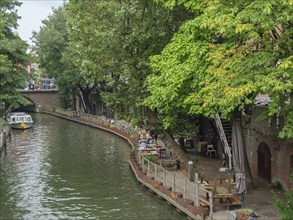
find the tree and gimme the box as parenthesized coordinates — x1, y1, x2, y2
(31, 6, 75, 109)
(65, 0, 118, 113)
(32, 7, 68, 79)
(0, 0, 30, 110)
(110, 0, 193, 128)
(146, 0, 293, 138)
(64, 0, 192, 120)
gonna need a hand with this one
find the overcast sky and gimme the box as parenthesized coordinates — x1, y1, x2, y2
(17, 0, 64, 45)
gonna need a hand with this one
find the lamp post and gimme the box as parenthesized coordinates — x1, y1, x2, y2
(188, 161, 194, 181)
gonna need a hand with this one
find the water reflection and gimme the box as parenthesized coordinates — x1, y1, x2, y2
(0, 114, 185, 220)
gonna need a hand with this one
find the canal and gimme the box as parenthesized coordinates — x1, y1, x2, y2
(0, 113, 186, 220)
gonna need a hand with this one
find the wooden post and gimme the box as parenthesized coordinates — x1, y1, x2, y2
(163, 169, 166, 186)
(173, 173, 176, 192)
(184, 178, 186, 198)
(155, 164, 157, 180)
(208, 191, 213, 218)
(147, 160, 150, 176)
(213, 178, 216, 194)
(142, 156, 145, 173)
(195, 183, 199, 206)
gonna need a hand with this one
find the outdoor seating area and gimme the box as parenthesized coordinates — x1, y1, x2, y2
(196, 175, 241, 210)
(137, 131, 174, 166)
(137, 135, 179, 170)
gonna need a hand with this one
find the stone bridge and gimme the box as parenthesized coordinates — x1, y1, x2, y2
(19, 89, 60, 112)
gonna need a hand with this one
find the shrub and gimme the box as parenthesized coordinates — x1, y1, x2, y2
(274, 174, 293, 219)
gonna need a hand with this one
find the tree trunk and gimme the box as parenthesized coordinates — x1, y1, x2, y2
(83, 92, 92, 114)
(161, 131, 191, 170)
(78, 85, 94, 114)
(178, 137, 187, 152)
(72, 91, 77, 111)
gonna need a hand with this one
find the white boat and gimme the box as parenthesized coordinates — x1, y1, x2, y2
(7, 112, 34, 130)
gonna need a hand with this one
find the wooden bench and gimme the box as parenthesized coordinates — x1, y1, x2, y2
(229, 195, 241, 207)
(212, 193, 233, 199)
(199, 193, 241, 209)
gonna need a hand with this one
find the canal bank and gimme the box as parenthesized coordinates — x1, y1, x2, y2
(0, 118, 9, 152)
(44, 107, 282, 220)
(43, 107, 211, 220)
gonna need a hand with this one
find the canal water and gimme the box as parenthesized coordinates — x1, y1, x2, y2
(0, 114, 185, 220)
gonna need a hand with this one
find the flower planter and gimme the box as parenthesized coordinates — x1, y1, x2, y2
(235, 209, 253, 220)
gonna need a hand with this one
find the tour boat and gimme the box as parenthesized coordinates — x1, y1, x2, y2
(7, 112, 34, 130)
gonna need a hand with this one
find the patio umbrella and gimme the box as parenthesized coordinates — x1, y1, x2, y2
(232, 120, 246, 207)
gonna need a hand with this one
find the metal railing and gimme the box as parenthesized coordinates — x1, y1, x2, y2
(46, 106, 138, 140)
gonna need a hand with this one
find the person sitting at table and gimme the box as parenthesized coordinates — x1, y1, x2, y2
(146, 131, 152, 140)
(139, 140, 147, 149)
(147, 138, 155, 144)
(152, 133, 158, 144)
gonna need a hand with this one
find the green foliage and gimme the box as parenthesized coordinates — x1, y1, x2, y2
(32, 7, 68, 79)
(274, 175, 293, 219)
(0, 0, 30, 109)
(144, 153, 158, 164)
(30, 0, 293, 139)
(31, 7, 76, 109)
(147, 0, 293, 138)
(275, 192, 293, 220)
(65, 0, 191, 123)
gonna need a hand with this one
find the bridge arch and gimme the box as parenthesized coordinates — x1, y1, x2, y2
(19, 89, 61, 112)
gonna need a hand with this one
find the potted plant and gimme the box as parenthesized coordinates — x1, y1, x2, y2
(235, 208, 254, 220)
(144, 154, 158, 164)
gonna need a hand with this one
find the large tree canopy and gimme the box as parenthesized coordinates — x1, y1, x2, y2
(65, 0, 191, 123)
(32, 7, 68, 79)
(146, 0, 293, 138)
(0, 0, 30, 109)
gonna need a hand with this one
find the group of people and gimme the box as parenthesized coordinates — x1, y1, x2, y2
(138, 130, 158, 149)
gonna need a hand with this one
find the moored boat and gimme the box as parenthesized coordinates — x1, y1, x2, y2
(7, 112, 33, 130)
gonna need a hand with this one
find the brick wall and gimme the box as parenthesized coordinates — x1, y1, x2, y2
(243, 106, 293, 190)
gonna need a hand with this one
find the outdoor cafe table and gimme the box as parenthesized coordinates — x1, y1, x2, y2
(138, 147, 159, 154)
(201, 183, 240, 210)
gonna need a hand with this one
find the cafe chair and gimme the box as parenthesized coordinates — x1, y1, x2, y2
(206, 144, 217, 158)
(159, 149, 167, 158)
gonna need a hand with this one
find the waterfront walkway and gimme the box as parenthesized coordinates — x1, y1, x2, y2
(43, 108, 210, 219)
